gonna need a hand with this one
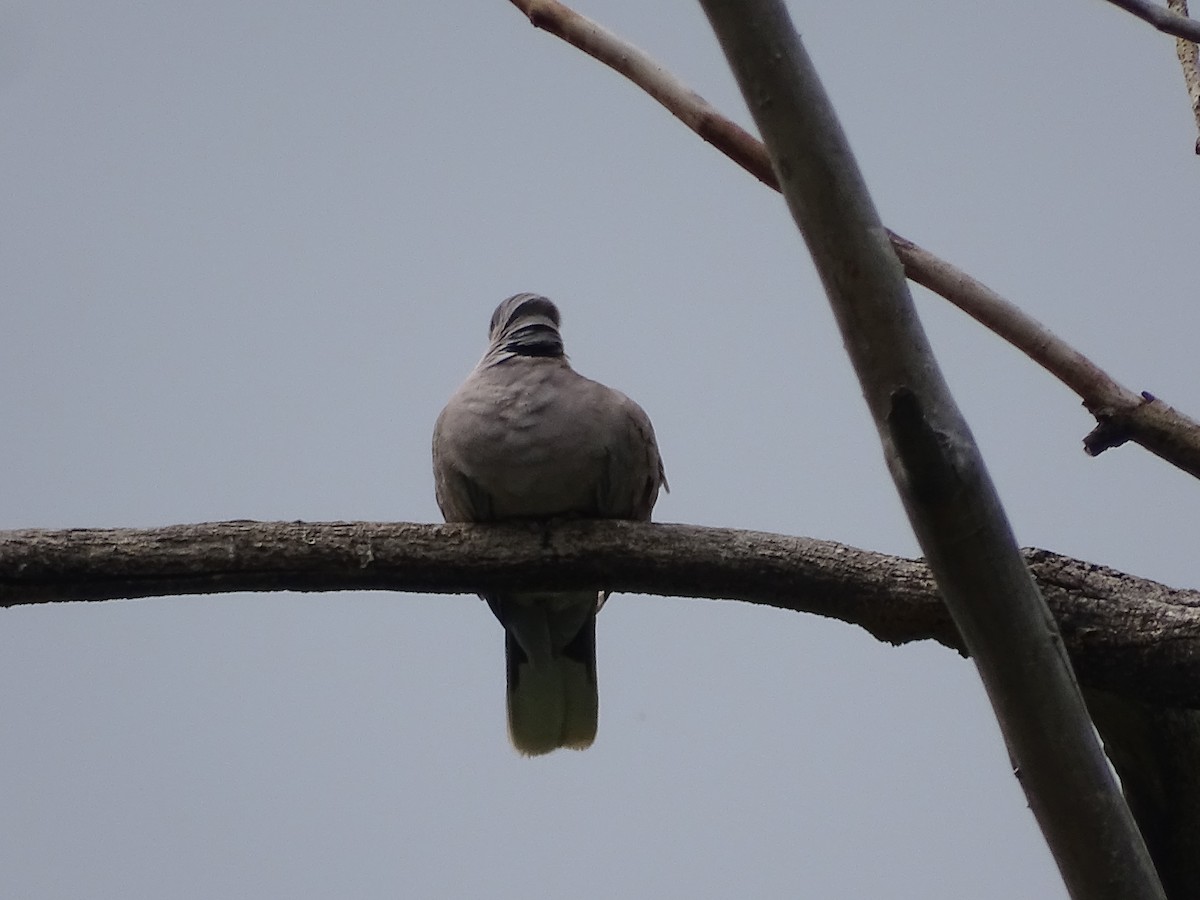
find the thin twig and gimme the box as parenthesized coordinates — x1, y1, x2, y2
(1167, 0, 1200, 151)
(1104, 0, 1200, 42)
(517, 0, 776, 189)
(888, 237, 1200, 475)
(508, 0, 1200, 479)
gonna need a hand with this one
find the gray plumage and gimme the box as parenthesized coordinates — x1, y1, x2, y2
(432, 293, 667, 755)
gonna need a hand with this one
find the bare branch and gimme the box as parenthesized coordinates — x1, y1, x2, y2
(1167, 0, 1200, 152)
(509, 0, 779, 190)
(1104, 0, 1200, 42)
(699, 0, 1162, 895)
(2, 519, 1200, 706)
(507, 0, 1200, 479)
(889, 237, 1200, 477)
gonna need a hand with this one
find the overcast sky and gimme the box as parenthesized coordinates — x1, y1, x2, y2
(3, 1, 1198, 898)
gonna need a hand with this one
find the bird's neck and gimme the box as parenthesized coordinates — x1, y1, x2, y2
(499, 324, 564, 358)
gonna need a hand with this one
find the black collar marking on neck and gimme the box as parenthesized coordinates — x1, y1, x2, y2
(504, 338, 564, 358)
(502, 323, 564, 357)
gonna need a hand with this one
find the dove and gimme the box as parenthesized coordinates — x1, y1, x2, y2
(433, 293, 667, 755)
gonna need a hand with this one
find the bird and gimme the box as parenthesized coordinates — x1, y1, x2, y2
(432, 293, 667, 755)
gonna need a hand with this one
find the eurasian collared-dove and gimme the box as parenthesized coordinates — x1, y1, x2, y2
(432, 293, 667, 756)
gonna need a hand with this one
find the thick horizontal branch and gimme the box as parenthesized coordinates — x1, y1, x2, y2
(3, 519, 1200, 707)
(508, 0, 1200, 479)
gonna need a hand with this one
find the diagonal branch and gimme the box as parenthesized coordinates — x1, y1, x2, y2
(3, 519, 1200, 707)
(698, 0, 1161, 895)
(515, 0, 777, 189)
(1103, 0, 1200, 42)
(888, 237, 1200, 472)
(507, 0, 1200, 480)
(1167, 0, 1200, 152)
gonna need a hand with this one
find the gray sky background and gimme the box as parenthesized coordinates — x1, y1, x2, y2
(3, 2, 1198, 897)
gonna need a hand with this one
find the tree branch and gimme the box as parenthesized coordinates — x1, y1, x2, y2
(888, 238, 1200, 475)
(8, 513, 1200, 890)
(514, 0, 777, 189)
(1103, 0, 1200, 43)
(507, 0, 1200, 480)
(3, 520, 1200, 703)
(1167, 0, 1200, 152)
(9, 516, 1200, 893)
(698, 1, 1162, 896)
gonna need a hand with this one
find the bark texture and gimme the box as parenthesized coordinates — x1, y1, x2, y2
(3, 520, 1200, 707)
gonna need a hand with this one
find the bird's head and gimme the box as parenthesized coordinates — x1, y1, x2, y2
(487, 293, 564, 359)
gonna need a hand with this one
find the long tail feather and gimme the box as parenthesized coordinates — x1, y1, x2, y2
(505, 616, 597, 756)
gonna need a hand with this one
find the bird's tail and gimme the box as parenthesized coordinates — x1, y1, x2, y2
(505, 615, 598, 756)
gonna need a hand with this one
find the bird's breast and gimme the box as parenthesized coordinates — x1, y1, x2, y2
(443, 364, 611, 518)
